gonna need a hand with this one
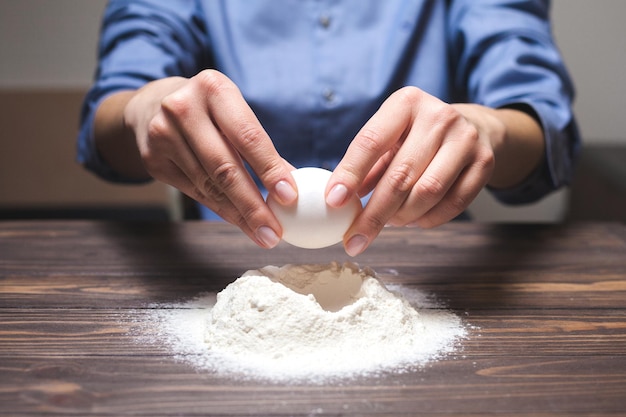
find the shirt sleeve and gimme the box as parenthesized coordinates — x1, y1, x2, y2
(447, 0, 581, 205)
(76, 0, 210, 183)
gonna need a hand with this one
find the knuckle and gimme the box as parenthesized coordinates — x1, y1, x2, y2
(142, 120, 171, 171)
(194, 69, 228, 95)
(460, 124, 480, 147)
(201, 177, 226, 203)
(256, 159, 286, 185)
(212, 161, 240, 191)
(477, 146, 496, 171)
(385, 162, 417, 194)
(189, 185, 207, 204)
(394, 86, 423, 107)
(333, 156, 368, 191)
(361, 212, 387, 234)
(161, 92, 191, 118)
(448, 193, 470, 214)
(434, 105, 463, 130)
(236, 123, 266, 150)
(415, 174, 447, 201)
(146, 115, 170, 143)
(239, 203, 266, 228)
(354, 127, 386, 156)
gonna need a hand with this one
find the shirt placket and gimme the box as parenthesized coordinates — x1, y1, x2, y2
(311, 0, 341, 168)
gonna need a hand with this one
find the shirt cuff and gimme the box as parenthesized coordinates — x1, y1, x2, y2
(487, 100, 580, 205)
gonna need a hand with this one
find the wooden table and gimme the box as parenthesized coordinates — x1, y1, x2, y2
(1, 220, 625, 416)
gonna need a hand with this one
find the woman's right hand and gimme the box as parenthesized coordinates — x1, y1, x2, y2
(99, 70, 298, 248)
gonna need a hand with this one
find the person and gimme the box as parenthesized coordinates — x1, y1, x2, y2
(77, 0, 580, 256)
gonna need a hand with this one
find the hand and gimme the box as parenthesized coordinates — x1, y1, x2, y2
(121, 70, 298, 248)
(326, 86, 541, 257)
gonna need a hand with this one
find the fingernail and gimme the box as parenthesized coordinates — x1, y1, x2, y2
(275, 180, 297, 204)
(326, 184, 348, 207)
(256, 226, 281, 248)
(345, 234, 368, 257)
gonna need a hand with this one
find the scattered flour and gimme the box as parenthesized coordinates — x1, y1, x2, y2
(135, 262, 467, 383)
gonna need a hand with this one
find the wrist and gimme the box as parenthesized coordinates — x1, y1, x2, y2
(95, 90, 150, 180)
(451, 103, 544, 189)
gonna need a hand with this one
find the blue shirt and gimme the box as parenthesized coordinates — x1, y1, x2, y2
(78, 0, 580, 217)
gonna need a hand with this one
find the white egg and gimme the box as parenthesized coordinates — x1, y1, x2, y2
(267, 167, 362, 249)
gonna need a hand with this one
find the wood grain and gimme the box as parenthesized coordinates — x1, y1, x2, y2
(1, 356, 624, 415)
(1, 220, 625, 416)
(1, 309, 625, 357)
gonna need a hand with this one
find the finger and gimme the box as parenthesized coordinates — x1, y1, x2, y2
(342, 143, 436, 255)
(389, 110, 488, 226)
(342, 148, 460, 258)
(325, 91, 414, 208)
(358, 146, 398, 197)
(408, 157, 492, 228)
(385, 136, 474, 226)
(357, 93, 485, 229)
(192, 122, 285, 247)
(327, 86, 453, 209)
(195, 70, 298, 205)
(140, 116, 262, 239)
(157, 159, 264, 245)
(144, 109, 245, 223)
(160, 80, 283, 248)
(341, 97, 452, 232)
(340, 137, 424, 257)
(340, 89, 476, 256)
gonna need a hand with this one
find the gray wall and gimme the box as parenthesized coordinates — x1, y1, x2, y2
(552, 0, 626, 145)
(0, 0, 108, 88)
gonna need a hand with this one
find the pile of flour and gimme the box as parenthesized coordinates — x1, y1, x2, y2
(143, 262, 467, 382)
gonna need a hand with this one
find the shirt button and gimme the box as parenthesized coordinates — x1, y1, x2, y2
(323, 88, 335, 103)
(319, 14, 331, 29)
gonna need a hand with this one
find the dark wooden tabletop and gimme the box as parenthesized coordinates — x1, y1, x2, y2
(1, 220, 625, 416)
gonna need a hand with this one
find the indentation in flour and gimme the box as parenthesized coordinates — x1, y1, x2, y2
(245, 263, 369, 312)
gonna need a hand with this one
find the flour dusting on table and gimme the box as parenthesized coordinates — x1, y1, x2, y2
(132, 262, 467, 382)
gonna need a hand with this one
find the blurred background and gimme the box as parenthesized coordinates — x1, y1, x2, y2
(1, 0, 624, 222)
